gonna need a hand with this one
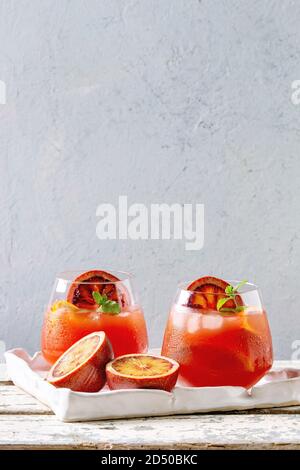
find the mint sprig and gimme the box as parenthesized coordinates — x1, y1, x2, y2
(92, 291, 121, 315)
(217, 280, 248, 314)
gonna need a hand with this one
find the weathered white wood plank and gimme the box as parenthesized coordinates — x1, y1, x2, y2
(229, 405, 300, 414)
(0, 414, 299, 449)
(0, 386, 51, 414)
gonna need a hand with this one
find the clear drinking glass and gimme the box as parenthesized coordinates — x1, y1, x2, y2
(41, 269, 148, 364)
(161, 281, 273, 388)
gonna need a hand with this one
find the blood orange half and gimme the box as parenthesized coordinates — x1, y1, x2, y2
(48, 331, 113, 392)
(67, 270, 127, 309)
(106, 354, 179, 392)
(186, 276, 243, 310)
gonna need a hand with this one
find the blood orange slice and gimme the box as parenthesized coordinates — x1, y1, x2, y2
(67, 270, 127, 309)
(48, 331, 113, 392)
(106, 354, 179, 392)
(186, 276, 243, 310)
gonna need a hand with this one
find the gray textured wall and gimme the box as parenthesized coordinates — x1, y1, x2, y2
(0, 0, 299, 358)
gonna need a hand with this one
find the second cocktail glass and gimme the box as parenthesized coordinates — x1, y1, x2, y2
(161, 278, 273, 388)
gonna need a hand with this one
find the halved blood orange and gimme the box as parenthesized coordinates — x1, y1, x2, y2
(186, 276, 243, 311)
(48, 331, 113, 392)
(106, 354, 179, 392)
(67, 270, 127, 309)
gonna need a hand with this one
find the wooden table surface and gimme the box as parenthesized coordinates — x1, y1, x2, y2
(1, 361, 300, 450)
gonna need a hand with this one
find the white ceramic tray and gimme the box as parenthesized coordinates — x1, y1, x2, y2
(5, 348, 300, 422)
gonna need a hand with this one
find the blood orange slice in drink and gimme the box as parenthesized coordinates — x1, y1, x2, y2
(48, 331, 113, 392)
(67, 270, 127, 309)
(106, 354, 179, 391)
(186, 276, 243, 310)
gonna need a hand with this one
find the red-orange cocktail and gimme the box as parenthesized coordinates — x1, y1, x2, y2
(162, 277, 273, 388)
(41, 270, 148, 364)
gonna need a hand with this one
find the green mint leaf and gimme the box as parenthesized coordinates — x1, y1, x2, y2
(233, 279, 248, 293)
(225, 280, 248, 296)
(92, 290, 121, 314)
(101, 300, 121, 315)
(217, 297, 232, 311)
(225, 285, 234, 295)
(235, 305, 247, 312)
(218, 308, 238, 314)
(92, 291, 103, 306)
(219, 305, 248, 313)
(217, 280, 249, 314)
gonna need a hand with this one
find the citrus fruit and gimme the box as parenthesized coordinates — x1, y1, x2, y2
(186, 276, 243, 310)
(106, 354, 179, 391)
(50, 300, 79, 312)
(67, 270, 127, 309)
(47, 331, 113, 392)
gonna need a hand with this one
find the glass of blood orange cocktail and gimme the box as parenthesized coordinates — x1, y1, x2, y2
(41, 270, 148, 364)
(161, 276, 273, 389)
